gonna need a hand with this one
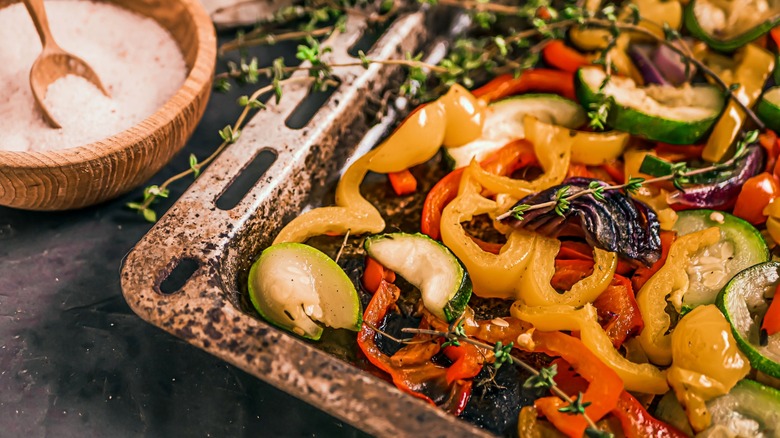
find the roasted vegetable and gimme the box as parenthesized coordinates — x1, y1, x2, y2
(248, 243, 362, 340)
(357, 280, 472, 413)
(685, 0, 780, 52)
(757, 86, 780, 132)
(502, 178, 662, 266)
(699, 44, 775, 162)
(672, 209, 769, 310)
(364, 233, 472, 322)
(512, 303, 670, 393)
(576, 66, 725, 144)
(717, 261, 780, 379)
(636, 227, 721, 365)
(666, 146, 766, 209)
(667, 305, 750, 432)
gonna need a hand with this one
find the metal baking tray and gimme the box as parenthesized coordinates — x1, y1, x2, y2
(120, 8, 495, 437)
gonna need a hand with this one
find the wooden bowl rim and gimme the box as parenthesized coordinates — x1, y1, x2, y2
(0, 0, 216, 169)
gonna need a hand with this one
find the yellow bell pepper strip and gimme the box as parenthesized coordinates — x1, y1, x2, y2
(636, 227, 721, 365)
(700, 44, 775, 162)
(511, 302, 670, 394)
(440, 167, 537, 299)
(438, 84, 486, 148)
(667, 305, 750, 432)
(465, 116, 574, 199)
(764, 198, 780, 246)
(570, 130, 630, 165)
(274, 84, 484, 243)
(571, 0, 682, 49)
(629, 0, 683, 41)
(517, 236, 617, 307)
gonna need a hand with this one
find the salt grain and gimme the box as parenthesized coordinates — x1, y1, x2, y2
(0, 1, 186, 152)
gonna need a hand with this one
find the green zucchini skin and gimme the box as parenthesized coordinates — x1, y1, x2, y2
(758, 86, 780, 132)
(716, 262, 780, 379)
(673, 209, 769, 310)
(364, 233, 472, 322)
(575, 68, 724, 145)
(684, 0, 780, 52)
(703, 379, 780, 436)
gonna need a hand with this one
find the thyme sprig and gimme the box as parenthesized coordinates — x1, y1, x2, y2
(126, 76, 314, 219)
(497, 130, 758, 222)
(129, 45, 445, 219)
(396, 325, 612, 436)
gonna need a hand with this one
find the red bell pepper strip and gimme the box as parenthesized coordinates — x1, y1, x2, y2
(771, 26, 780, 48)
(388, 169, 418, 196)
(593, 274, 644, 349)
(421, 168, 464, 240)
(442, 343, 484, 385)
(761, 283, 780, 338)
(632, 231, 676, 291)
(480, 139, 536, 175)
(566, 163, 596, 179)
(555, 242, 634, 278)
(733, 172, 780, 225)
(357, 281, 473, 414)
(542, 40, 591, 73)
(551, 260, 642, 348)
(759, 130, 780, 173)
(600, 159, 625, 184)
(362, 256, 396, 293)
(613, 391, 688, 438)
(471, 69, 577, 102)
(557, 241, 593, 260)
(655, 143, 705, 162)
(551, 259, 594, 290)
(420, 140, 535, 240)
(553, 358, 687, 438)
(531, 331, 623, 438)
(470, 236, 504, 254)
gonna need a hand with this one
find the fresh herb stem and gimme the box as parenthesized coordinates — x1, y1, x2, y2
(215, 58, 447, 83)
(128, 76, 314, 216)
(399, 326, 604, 433)
(497, 131, 756, 221)
(581, 19, 765, 129)
(219, 26, 335, 55)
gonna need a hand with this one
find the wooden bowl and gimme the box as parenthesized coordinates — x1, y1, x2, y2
(0, 0, 216, 210)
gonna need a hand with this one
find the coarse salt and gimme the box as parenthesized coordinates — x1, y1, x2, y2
(0, 1, 186, 152)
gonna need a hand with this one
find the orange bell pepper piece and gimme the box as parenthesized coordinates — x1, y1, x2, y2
(387, 169, 418, 196)
(531, 331, 623, 438)
(733, 172, 780, 225)
(542, 40, 591, 73)
(471, 69, 577, 102)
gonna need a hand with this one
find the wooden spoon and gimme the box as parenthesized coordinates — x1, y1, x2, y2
(23, 0, 109, 129)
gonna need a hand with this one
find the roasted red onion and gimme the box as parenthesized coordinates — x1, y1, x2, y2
(502, 178, 661, 266)
(629, 45, 670, 86)
(667, 145, 765, 209)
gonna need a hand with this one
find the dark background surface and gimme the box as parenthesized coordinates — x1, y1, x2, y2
(0, 35, 371, 437)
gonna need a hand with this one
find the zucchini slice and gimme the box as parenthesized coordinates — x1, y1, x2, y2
(717, 262, 780, 378)
(758, 86, 780, 132)
(685, 0, 780, 52)
(364, 233, 472, 322)
(575, 67, 725, 144)
(248, 243, 362, 340)
(443, 94, 586, 169)
(673, 209, 769, 310)
(701, 379, 780, 437)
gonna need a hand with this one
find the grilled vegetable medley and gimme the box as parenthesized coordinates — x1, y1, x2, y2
(246, 0, 780, 435)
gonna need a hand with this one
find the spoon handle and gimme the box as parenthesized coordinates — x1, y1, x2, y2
(23, 0, 59, 51)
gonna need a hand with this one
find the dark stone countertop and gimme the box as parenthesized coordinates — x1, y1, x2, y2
(0, 37, 370, 438)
